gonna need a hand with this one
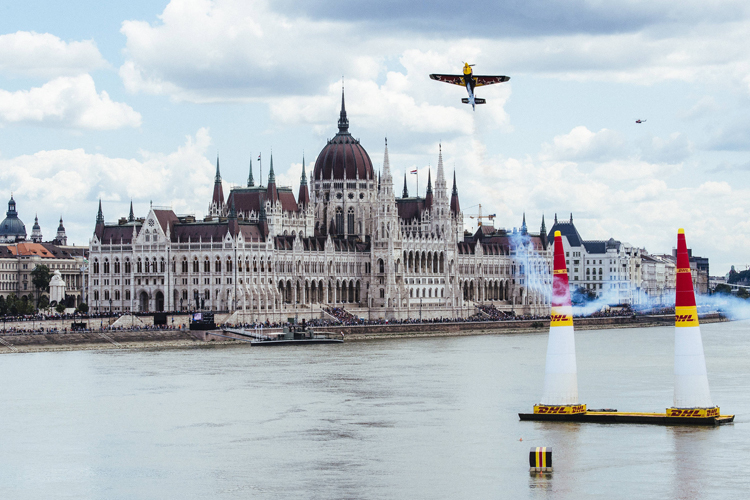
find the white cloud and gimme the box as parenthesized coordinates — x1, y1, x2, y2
(0, 128, 215, 244)
(540, 126, 627, 162)
(418, 127, 748, 271)
(119, 0, 750, 104)
(0, 31, 107, 78)
(0, 74, 141, 129)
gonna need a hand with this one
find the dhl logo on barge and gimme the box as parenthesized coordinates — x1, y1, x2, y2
(533, 404, 586, 414)
(675, 306, 699, 327)
(667, 407, 720, 418)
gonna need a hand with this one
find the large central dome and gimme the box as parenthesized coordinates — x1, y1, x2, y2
(313, 90, 374, 182)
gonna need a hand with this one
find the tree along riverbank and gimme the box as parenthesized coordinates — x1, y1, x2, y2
(0, 314, 727, 354)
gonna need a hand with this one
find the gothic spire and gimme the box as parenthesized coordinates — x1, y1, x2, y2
(211, 153, 225, 212)
(402, 172, 409, 198)
(338, 83, 349, 134)
(247, 157, 255, 187)
(96, 199, 104, 224)
(521, 212, 527, 235)
(382, 138, 392, 180)
(424, 168, 433, 209)
(450, 170, 460, 215)
(541, 214, 546, 234)
(128, 200, 135, 222)
(298, 154, 310, 208)
(268, 152, 276, 185)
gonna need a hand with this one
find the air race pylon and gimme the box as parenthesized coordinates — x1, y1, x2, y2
(667, 229, 719, 418)
(534, 230, 585, 415)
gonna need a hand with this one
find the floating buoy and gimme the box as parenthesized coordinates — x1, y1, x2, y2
(529, 447, 552, 473)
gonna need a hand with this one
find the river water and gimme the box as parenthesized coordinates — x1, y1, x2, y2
(1, 321, 748, 499)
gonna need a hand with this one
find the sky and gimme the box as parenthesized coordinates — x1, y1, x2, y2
(1, 0, 749, 274)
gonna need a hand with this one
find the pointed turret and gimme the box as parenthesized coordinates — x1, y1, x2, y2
(298, 155, 310, 208)
(128, 200, 135, 222)
(435, 143, 448, 203)
(402, 173, 409, 198)
(31, 214, 42, 243)
(450, 170, 460, 215)
(266, 152, 278, 203)
(338, 85, 349, 134)
(535, 230, 585, 413)
(248, 157, 255, 187)
(424, 168, 433, 209)
(540, 215, 548, 248)
(669, 228, 719, 417)
(521, 213, 527, 235)
(96, 199, 104, 225)
(570, 213, 573, 223)
(210, 154, 225, 215)
(55, 216, 67, 245)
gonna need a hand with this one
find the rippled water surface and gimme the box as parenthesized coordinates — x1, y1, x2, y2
(1, 321, 749, 499)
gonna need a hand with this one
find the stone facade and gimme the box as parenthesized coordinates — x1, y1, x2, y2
(88, 94, 552, 319)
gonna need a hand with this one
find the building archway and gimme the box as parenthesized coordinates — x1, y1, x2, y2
(155, 291, 164, 312)
(139, 291, 149, 312)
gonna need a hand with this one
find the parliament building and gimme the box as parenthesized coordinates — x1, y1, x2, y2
(88, 93, 552, 321)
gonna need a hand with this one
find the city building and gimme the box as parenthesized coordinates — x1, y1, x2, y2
(88, 92, 552, 319)
(548, 215, 643, 305)
(0, 242, 87, 307)
(640, 253, 676, 305)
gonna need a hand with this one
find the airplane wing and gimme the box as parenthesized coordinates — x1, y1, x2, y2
(429, 74, 465, 86)
(474, 75, 510, 87)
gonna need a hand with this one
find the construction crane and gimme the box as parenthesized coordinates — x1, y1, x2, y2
(466, 204, 496, 228)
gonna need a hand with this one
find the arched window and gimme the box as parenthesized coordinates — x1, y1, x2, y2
(114, 260, 120, 274)
(193, 258, 199, 273)
(124, 260, 131, 274)
(204, 258, 210, 273)
(226, 258, 232, 273)
(125, 290, 131, 300)
(182, 258, 188, 273)
(136, 259, 142, 273)
(335, 207, 344, 234)
(378, 259, 384, 274)
(215, 258, 221, 273)
(159, 259, 165, 273)
(347, 208, 355, 235)
(115, 290, 120, 300)
(93, 259, 100, 274)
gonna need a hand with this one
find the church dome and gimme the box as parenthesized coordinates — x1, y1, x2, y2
(0, 195, 26, 240)
(313, 90, 374, 182)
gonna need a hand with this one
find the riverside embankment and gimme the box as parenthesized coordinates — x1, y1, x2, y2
(0, 313, 727, 353)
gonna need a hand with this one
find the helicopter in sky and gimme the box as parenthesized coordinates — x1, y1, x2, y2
(430, 63, 510, 110)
